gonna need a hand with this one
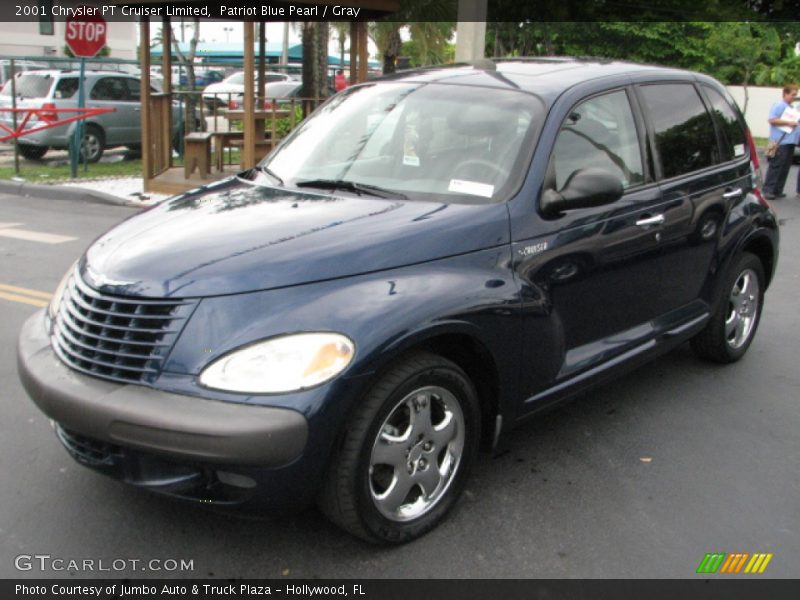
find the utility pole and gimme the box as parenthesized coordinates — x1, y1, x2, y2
(455, 0, 487, 62)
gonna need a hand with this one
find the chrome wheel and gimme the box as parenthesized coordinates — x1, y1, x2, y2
(369, 385, 465, 522)
(725, 268, 759, 350)
(80, 130, 104, 163)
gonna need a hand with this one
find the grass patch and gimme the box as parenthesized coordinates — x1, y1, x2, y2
(0, 158, 144, 182)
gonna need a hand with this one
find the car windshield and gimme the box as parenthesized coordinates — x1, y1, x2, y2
(262, 82, 544, 204)
(226, 73, 245, 85)
(0, 73, 54, 98)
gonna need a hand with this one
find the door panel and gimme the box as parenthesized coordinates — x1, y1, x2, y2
(514, 89, 667, 402)
(89, 77, 138, 144)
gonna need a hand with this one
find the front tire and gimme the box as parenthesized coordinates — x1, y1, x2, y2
(80, 126, 105, 163)
(691, 252, 765, 363)
(318, 352, 480, 544)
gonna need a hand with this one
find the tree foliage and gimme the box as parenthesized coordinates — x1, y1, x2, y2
(484, 21, 799, 91)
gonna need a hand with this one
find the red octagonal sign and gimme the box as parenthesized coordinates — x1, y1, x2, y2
(65, 11, 107, 58)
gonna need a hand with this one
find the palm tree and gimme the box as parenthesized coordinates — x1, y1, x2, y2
(369, 0, 456, 74)
(332, 22, 349, 68)
(301, 22, 330, 104)
(369, 22, 403, 74)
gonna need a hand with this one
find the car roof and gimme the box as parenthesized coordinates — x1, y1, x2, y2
(377, 57, 707, 102)
(16, 69, 138, 79)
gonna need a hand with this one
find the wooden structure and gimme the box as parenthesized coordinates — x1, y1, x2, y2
(126, 1, 399, 194)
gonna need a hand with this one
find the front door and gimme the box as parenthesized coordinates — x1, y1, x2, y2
(513, 88, 671, 402)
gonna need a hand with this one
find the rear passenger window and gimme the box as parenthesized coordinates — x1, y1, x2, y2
(125, 78, 141, 102)
(703, 86, 747, 161)
(90, 77, 129, 102)
(54, 78, 78, 99)
(639, 84, 719, 179)
(549, 90, 644, 191)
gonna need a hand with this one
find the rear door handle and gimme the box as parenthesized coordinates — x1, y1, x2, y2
(635, 214, 665, 228)
(723, 188, 742, 199)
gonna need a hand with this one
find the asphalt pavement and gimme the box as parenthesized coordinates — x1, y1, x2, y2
(0, 169, 798, 579)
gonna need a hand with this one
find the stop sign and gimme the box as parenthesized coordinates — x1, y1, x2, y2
(65, 12, 107, 58)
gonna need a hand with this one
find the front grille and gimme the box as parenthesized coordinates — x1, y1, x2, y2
(51, 270, 195, 384)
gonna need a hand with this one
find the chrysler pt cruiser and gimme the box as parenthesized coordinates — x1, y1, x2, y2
(18, 59, 779, 543)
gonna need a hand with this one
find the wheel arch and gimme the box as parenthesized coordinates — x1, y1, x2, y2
(741, 233, 776, 289)
(357, 326, 503, 451)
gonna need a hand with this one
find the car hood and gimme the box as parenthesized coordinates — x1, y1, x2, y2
(203, 82, 244, 94)
(82, 176, 510, 298)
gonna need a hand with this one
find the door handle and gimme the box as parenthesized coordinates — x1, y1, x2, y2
(722, 188, 742, 199)
(635, 214, 665, 228)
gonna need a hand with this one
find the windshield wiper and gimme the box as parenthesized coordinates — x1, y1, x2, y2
(295, 179, 407, 199)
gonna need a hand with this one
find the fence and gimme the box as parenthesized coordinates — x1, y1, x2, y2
(0, 55, 333, 183)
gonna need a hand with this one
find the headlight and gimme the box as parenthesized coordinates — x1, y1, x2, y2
(48, 263, 76, 322)
(199, 333, 355, 394)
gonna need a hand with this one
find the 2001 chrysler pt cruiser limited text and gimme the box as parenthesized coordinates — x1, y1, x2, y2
(18, 59, 779, 543)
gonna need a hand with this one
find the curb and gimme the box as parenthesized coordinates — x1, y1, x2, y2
(0, 180, 139, 207)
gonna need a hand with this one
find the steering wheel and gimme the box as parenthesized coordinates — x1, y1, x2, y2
(452, 159, 510, 182)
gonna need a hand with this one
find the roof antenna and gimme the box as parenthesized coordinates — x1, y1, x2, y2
(470, 59, 496, 71)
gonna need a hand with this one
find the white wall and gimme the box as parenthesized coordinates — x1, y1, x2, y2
(0, 20, 137, 61)
(727, 86, 785, 139)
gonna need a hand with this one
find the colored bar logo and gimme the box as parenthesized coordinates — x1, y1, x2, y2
(697, 552, 773, 574)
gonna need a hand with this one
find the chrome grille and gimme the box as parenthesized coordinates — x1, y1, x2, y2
(51, 270, 195, 384)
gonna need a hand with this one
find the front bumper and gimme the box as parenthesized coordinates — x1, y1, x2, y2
(17, 311, 309, 469)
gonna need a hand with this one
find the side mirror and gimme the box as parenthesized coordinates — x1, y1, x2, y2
(540, 168, 624, 218)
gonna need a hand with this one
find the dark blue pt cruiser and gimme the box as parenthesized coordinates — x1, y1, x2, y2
(17, 59, 779, 543)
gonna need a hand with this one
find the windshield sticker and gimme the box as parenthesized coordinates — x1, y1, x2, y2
(734, 144, 745, 157)
(403, 121, 419, 167)
(448, 179, 495, 198)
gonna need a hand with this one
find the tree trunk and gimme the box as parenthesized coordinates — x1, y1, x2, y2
(318, 22, 329, 97)
(172, 18, 201, 134)
(383, 28, 402, 74)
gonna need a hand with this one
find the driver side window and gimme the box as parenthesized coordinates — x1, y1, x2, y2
(549, 90, 644, 192)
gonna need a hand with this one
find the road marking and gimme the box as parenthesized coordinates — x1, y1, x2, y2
(0, 283, 53, 300)
(0, 290, 49, 308)
(0, 225, 78, 244)
(0, 283, 51, 308)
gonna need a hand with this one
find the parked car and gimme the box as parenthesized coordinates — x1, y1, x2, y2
(0, 59, 49, 87)
(18, 59, 779, 544)
(226, 81, 303, 109)
(179, 68, 225, 87)
(0, 70, 185, 162)
(202, 71, 292, 109)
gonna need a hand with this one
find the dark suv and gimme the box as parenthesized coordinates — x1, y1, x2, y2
(18, 59, 779, 544)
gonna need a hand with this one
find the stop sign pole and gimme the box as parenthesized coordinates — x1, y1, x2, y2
(65, 11, 107, 178)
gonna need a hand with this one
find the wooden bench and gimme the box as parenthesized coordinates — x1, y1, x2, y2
(183, 132, 213, 178)
(212, 131, 244, 171)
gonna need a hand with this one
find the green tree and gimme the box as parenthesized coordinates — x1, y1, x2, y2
(371, 0, 455, 73)
(705, 22, 781, 113)
(406, 22, 454, 66)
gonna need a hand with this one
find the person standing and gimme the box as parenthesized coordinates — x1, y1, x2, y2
(334, 69, 348, 92)
(763, 84, 799, 200)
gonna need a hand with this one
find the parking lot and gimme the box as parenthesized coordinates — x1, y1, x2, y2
(0, 166, 798, 578)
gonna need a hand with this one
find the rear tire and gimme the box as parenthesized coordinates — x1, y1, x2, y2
(691, 252, 765, 363)
(318, 352, 480, 544)
(19, 145, 48, 160)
